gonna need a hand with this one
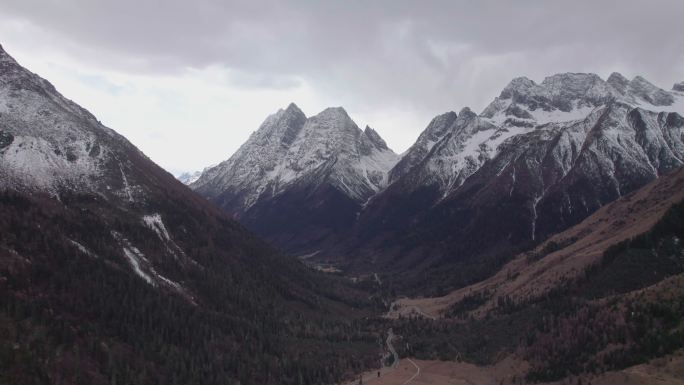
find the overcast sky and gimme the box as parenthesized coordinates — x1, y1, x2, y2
(1, 0, 683, 174)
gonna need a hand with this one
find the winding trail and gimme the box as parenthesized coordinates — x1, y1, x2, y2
(347, 329, 424, 385)
(387, 329, 399, 368)
(402, 358, 420, 384)
(347, 328, 399, 385)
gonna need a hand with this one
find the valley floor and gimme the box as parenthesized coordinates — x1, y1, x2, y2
(347, 350, 684, 385)
(544, 349, 684, 385)
(349, 356, 525, 385)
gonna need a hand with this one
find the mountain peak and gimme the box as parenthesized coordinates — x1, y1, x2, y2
(629, 75, 660, 92)
(364, 125, 389, 151)
(418, 111, 458, 142)
(285, 102, 304, 115)
(427, 111, 458, 135)
(508, 76, 535, 86)
(541, 72, 601, 84)
(674, 82, 684, 92)
(458, 106, 476, 118)
(0, 43, 17, 64)
(631, 75, 649, 83)
(539, 73, 605, 98)
(607, 71, 628, 84)
(193, 103, 398, 215)
(387, 110, 458, 183)
(318, 106, 349, 116)
(274, 102, 306, 121)
(629, 76, 675, 105)
(309, 107, 355, 128)
(500, 76, 536, 98)
(607, 72, 630, 93)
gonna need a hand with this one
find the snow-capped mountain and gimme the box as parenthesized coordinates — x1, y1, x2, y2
(388, 111, 457, 183)
(348, 72, 684, 274)
(190, 71, 683, 265)
(192, 104, 398, 212)
(386, 73, 684, 200)
(0, 42, 220, 293)
(0, 45, 126, 196)
(0, 40, 319, 312)
(191, 104, 398, 251)
(177, 170, 202, 185)
(0, 43, 384, 384)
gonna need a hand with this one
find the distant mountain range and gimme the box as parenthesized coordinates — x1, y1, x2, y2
(176, 170, 202, 184)
(191, 72, 684, 285)
(4, 39, 684, 385)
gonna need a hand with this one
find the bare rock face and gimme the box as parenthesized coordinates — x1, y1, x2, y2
(674, 81, 684, 92)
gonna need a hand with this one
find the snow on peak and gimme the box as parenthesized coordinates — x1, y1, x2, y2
(177, 170, 202, 185)
(500, 76, 536, 96)
(0, 45, 138, 198)
(389, 111, 457, 183)
(410, 111, 509, 193)
(393, 107, 528, 194)
(192, 104, 399, 211)
(398, 72, 684, 199)
(481, 72, 683, 130)
(628, 76, 675, 106)
(0, 44, 168, 213)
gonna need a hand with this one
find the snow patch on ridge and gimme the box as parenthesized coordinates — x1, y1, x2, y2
(112, 231, 187, 296)
(143, 214, 172, 242)
(68, 239, 98, 258)
(483, 100, 596, 126)
(634, 92, 684, 116)
(122, 244, 155, 285)
(0, 134, 102, 193)
(141, 213, 195, 267)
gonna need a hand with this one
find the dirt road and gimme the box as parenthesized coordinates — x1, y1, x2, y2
(347, 329, 401, 385)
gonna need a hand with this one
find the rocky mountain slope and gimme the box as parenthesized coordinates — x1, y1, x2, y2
(390, 165, 684, 318)
(191, 104, 399, 252)
(0, 44, 381, 385)
(189, 72, 684, 283)
(388, 165, 684, 382)
(352, 72, 684, 283)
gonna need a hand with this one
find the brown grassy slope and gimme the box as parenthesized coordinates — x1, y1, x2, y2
(389, 166, 684, 319)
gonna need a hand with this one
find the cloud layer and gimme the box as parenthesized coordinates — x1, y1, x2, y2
(1, 0, 683, 172)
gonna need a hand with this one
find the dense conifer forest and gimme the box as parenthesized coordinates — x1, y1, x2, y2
(0, 191, 384, 385)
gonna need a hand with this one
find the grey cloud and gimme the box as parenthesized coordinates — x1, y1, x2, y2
(1, 0, 683, 116)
